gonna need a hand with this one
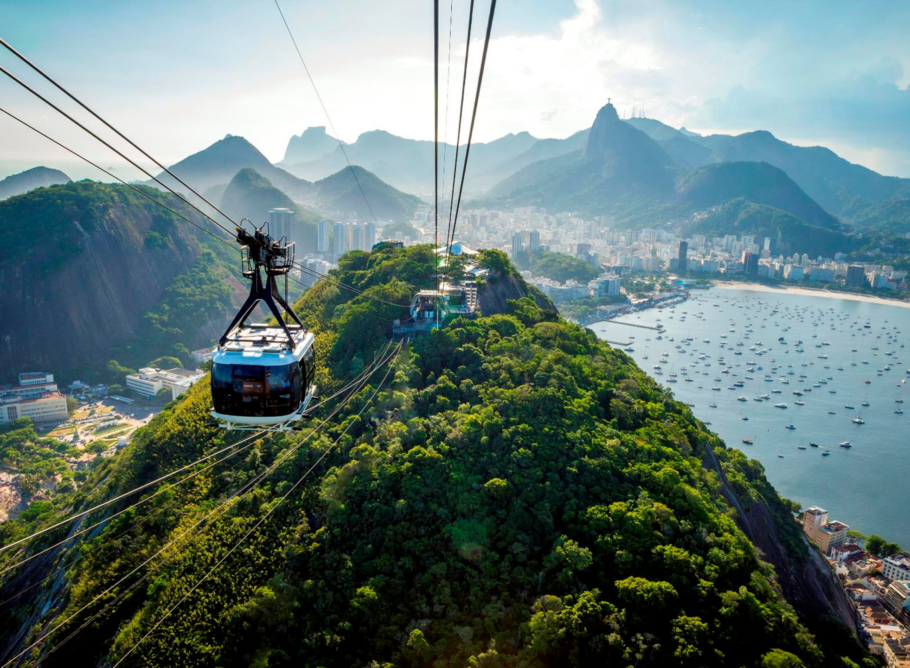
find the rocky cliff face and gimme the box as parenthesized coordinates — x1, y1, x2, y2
(0, 182, 206, 377)
(477, 271, 555, 316)
(702, 445, 858, 631)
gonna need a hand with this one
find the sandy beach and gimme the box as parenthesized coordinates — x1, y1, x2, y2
(715, 281, 910, 310)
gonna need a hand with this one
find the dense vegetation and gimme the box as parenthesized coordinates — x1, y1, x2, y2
(0, 247, 873, 667)
(530, 250, 599, 283)
(0, 419, 80, 499)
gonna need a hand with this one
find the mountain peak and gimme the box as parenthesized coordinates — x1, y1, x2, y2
(283, 127, 345, 165)
(0, 166, 72, 201)
(594, 102, 620, 125)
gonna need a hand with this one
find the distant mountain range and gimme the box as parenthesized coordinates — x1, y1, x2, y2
(624, 119, 910, 223)
(274, 106, 910, 237)
(153, 135, 315, 201)
(144, 133, 424, 225)
(282, 126, 347, 165)
(472, 102, 910, 250)
(279, 129, 542, 195)
(0, 166, 71, 200)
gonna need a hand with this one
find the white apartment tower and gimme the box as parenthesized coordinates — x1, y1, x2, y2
(317, 220, 332, 253)
(333, 222, 347, 257)
(268, 208, 295, 244)
(529, 230, 541, 254)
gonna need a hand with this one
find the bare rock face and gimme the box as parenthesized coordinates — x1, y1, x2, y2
(0, 182, 202, 375)
(477, 272, 555, 316)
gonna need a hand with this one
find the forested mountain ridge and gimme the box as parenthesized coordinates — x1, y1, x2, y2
(483, 103, 879, 244)
(676, 162, 841, 230)
(0, 166, 71, 201)
(0, 246, 873, 667)
(0, 181, 240, 382)
(220, 168, 321, 252)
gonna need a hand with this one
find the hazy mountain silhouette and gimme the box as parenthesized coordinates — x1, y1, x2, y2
(676, 161, 840, 229)
(485, 103, 853, 240)
(283, 129, 539, 194)
(0, 166, 71, 201)
(692, 130, 910, 218)
(155, 135, 313, 200)
(220, 168, 321, 252)
(314, 166, 423, 221)
(281, 126, 345, 165)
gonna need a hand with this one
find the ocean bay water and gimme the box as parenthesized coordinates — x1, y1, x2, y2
(590, 287, 910, 548)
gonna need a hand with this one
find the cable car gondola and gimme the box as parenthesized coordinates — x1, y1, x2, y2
(211, 224, 316, 430)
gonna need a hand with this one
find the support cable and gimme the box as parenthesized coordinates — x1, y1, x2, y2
(2, 344, 397, 668)
(110, 343, 401, 667)
(0, 37, 240, 229)
(443, 0, 497, 284)
(444, 0, 476, 259)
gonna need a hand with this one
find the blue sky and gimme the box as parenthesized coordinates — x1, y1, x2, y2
(1, 0, 908, 179)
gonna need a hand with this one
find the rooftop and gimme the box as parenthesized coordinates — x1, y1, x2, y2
(884, 553, 910, 569)
(221, 323, 309, 355)
(1, 391, 65, 405)
(822, 521, 849, 533)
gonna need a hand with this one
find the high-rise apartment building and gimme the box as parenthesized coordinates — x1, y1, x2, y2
(846, 265, 865, 286)
(511, 232, 523, 259)
(529, 230, 541, 254)
(678, 241, 688, 273)
(317, 220, 332, 253)
(268, 208, 295, 244)
(333, 222, 347, 257)
(349, 223, 363, 253)
(363, 222, 377, 251)
(741, 250, 758, 276)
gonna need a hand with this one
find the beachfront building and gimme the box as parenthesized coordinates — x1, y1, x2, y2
(884, 637, 910, 668)
(802, 507, 849, 555)
(883, 554, 910, 583)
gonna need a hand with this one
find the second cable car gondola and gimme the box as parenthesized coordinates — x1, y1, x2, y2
(211, 224, 316, 430)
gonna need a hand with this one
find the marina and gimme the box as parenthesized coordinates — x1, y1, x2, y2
(590, 287, 910, 547)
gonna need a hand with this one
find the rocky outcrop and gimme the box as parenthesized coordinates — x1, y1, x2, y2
(477, 272, 555, 316)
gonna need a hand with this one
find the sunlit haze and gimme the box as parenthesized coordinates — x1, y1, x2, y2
(2, 0, 908, 179)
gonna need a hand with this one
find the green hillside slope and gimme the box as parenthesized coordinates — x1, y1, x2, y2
(676, 162, 842, 230)
(0, 247, 872, 667)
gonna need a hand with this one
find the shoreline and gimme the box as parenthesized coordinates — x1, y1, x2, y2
(713, 281, 910, 310)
